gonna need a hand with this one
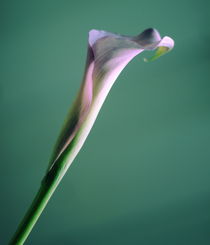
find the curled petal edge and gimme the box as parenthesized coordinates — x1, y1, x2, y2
(143, 36, 174, 62)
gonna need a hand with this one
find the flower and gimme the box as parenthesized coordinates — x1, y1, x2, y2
(48, 28, 174, 173)
(8, 28, 174, 245)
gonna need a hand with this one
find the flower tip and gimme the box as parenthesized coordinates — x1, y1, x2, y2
(160, 36, 175, 49)
(143, 35, 174, 62)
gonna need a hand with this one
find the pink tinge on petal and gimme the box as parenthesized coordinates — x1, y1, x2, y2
(88, 29, 119, 47)
(157, 36, 174, 49)
(80, 62, 94, 115)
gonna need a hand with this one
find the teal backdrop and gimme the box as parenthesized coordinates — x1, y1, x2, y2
(1, 0, 210, 244)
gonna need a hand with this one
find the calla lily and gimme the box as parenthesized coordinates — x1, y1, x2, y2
(9, 28, 174, 245)
(48, 28, 174, 176)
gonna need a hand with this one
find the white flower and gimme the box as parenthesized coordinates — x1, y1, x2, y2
(48, 28, 174, 174)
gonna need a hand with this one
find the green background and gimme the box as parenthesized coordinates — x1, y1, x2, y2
(1, 0, 210, 244)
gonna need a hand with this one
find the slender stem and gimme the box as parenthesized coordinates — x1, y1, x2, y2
(8, 157, 66, 245)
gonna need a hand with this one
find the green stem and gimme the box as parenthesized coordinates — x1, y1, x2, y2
(8, 157, 66, 245)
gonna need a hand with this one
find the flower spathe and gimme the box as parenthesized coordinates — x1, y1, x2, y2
(48, 28, 174, 173)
